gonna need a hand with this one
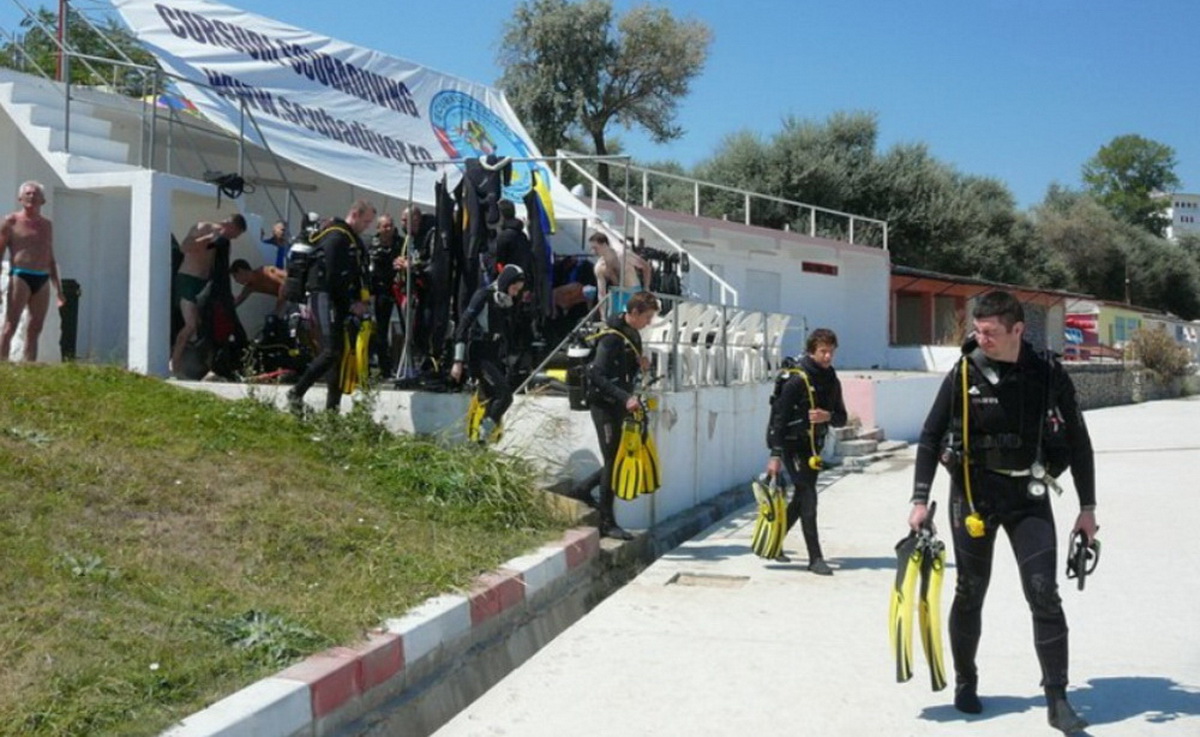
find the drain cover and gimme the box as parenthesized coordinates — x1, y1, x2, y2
(666, 572, 750, 588)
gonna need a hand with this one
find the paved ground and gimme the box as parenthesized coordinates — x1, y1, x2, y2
(434, 397, 1200, 736)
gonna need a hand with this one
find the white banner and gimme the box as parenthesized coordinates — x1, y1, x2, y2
(112, 0, 591, 220)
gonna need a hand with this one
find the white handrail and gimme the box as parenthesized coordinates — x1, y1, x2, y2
(558, 151, 739, 306)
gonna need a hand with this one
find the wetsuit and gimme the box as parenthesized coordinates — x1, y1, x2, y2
(585, 314, 644, 531)
(912, 339, 1095, 693)
(367, 233, 403, 376)
(289, 219, 367, 411)
(765, 355, 847, 563)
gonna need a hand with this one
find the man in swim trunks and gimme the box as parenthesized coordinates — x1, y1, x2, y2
(589, 232, 652, 316)
(0, 181, 63, 362)
(170, 214, 247, 375)
(229, 258, 286, 315)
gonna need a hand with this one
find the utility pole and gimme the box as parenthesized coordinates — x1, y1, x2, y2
(1124, 258, 1132, 304)
(55, 0, 68, 81)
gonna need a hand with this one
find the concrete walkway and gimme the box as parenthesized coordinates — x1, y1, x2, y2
(434, 397, 1200, 736)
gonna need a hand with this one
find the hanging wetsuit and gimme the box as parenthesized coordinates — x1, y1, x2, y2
(912, 338, 1095, 695)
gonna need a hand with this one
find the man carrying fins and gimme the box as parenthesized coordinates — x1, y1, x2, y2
(585, 291, 660, 540)
(907, 290, 1098, 734)
(761, 328, 846, 574)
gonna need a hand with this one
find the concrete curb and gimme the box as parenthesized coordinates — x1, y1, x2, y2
(159, 527, 601, 737)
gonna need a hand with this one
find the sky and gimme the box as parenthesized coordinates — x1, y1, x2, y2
(4, 0, 1199, 210)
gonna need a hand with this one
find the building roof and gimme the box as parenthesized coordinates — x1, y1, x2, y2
(890, 264, 1092, 306)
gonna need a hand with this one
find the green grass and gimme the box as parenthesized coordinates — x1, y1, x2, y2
(0, 363, 566, 737)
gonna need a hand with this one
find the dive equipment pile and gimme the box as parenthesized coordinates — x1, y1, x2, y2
(889, 501, 948, 691)
(1066, 529, 1101, 591)
(749, 474, 788, 559)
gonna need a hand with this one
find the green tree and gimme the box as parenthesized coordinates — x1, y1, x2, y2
(0, 5, 161, 96)
(498, 0, 711, 188)
(1032, 188, 1129, 299)
(1081, 134, 1180, 237)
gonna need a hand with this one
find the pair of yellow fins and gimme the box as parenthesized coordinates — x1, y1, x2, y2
(466, 387, 503, 445)
(889, 500, 947, 692)
(612, 408, 661, 500)
(339, 318, 375, 394)
(750, 475, 788, 559)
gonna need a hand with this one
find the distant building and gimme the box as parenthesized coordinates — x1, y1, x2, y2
(1164, 192, 1200, 241)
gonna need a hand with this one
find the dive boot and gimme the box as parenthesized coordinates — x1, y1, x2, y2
(954, 680, 982, 715)
(1045, 688, 1088, 733)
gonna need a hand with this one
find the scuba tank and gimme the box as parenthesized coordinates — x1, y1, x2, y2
(282, 239, 315, 304)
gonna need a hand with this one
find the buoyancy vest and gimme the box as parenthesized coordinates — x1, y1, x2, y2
(950, 345, 1067, 473)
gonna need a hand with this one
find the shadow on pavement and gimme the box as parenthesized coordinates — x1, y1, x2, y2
(917, 675, 1200, 733)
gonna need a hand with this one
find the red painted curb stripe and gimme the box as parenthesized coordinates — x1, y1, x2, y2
(355, 631, 405, 693)
(469, 569, 525, 625)
(560, 527, 600, 569)
(278, 646, 362, 720)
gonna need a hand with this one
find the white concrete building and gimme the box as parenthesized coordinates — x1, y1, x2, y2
(1164, 192, 1200, 241)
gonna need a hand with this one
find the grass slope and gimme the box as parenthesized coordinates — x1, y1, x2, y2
(0, 363, 563, 736)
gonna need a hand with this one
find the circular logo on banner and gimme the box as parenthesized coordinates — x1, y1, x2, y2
(429, 89, 544, 200)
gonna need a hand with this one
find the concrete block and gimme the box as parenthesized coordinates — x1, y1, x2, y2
(505, 546, 568, 599)
(384, 594, 471, 665)
(468, 569, 526, 625)
(838, 439, 879, 457)
(352, 632, 404, 693)
(278, 646, 363, 720)
(557, 527, 600, 569)
(159, 677, 311, 737)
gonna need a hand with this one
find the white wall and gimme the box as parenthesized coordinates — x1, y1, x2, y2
(595, 202, 892, 370)
(189, 381, 775, 532)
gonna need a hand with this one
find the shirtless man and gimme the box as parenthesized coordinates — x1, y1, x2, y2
(589, 231, 652, 315)
(170, 214, 246, 375)
(0, 181, 63, 362)
(229, 258, 286, 314)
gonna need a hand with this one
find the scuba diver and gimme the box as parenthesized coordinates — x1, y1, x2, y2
(584, 290, 660, 540)
(906, 290, 1097, 734)
(286, 200, 375, 414)
(763, 328, 847, 574)
(451, 264, 526, 444)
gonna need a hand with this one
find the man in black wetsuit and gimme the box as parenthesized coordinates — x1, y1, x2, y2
(450, 264, 526, 443)
(764, 328, 847, 574)
(287, 199, 375, 414)
(585, 290, 660, 540)
(907, 290, 1098, 734)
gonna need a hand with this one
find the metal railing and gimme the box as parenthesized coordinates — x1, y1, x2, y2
(556, 151, 740, 306)
(1, 1, 309, 224)
(562, 150, 889, 250)
(515, 289, 803, 396)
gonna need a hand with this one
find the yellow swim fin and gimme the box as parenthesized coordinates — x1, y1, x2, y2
(466, 388, 487, 443)
(919, 538, 948, 692)
(889, 530, 922, 683)
(638, 412, 661, 494)
(612, 416, 644, 501)
(748, 480, 787, 559)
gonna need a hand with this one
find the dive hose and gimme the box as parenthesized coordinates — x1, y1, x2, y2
(960, 355, 986, 538)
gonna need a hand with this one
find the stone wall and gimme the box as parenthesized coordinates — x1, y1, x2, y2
(1064, 363, 1186, 410)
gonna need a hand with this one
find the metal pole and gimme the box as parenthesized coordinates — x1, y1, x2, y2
(397, 164, 418, 381)
(56, 0, 66, 81)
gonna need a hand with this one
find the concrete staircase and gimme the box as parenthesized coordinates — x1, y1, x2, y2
(826, 424, 909, 471)
(0, 71, 140, 176)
